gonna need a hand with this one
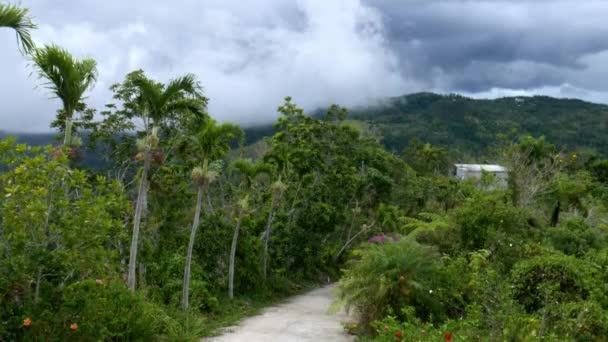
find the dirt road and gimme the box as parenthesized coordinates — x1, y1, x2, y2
(204, 285, 354, 342)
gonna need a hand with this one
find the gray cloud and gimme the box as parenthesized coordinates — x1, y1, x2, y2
(1, 0, 608, 132)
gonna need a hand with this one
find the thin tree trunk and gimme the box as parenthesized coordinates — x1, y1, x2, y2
(34, 267, 43, 304)
(63, 116, 72, 145)
(127, 150, 151, 291)
(550, 201, 561, 227)
(182, 185, 204, 310)
(228, 209, 244, 299)
(206, 190, 215, 214)
(262, 194, 277, 280)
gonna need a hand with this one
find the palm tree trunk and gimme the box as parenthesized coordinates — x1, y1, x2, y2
(182, 185, 204, 310)
(206, 191, 215, 214)
(127, 150, 151, 291)
(262, 193, 276, 280)
(228, 208, 244, 299)
(63, 116, 73, 145)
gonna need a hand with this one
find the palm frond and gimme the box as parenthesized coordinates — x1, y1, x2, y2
(0, 2, 37, 54)
(32, 45, 97, 117)
(130, 74, 163, 121)
(162, 73, 202, 101)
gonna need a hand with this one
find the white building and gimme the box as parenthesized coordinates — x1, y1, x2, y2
(453, 164, 508, 187)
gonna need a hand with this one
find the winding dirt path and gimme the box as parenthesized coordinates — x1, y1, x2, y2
(204, 285, 354, 342)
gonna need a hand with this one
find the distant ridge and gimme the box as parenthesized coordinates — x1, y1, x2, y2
(348, 92, 608, 155)
(2, 92, 607, 156)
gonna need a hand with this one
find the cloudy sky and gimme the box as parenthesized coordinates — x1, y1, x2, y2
(2, 0, 608, 132)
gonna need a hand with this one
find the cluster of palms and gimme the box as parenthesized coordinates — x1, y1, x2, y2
(1, 2, 284, 309)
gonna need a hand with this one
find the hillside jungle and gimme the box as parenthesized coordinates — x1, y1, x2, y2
(2, 3, 608, 341)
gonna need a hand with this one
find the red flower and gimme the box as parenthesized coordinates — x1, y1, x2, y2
(395, 331, 403, 339)
(23, 318, 32, 327)
(444, 332, 453, 341)
(70, 323, 78, 331)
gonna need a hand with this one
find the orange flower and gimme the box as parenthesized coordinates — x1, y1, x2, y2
(95, 279, 103, 285)
(23, 318, 32, 327)
(70, 323, 78, 331)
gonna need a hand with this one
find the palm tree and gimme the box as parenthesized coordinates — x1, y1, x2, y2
(119, 70, 206, 291)
(228, 159, 270, 299)
(32, 45, 97, 145)
(261, 176, 286, 280)
(181, 119, 243, 309)
(0, 2, 36, 54)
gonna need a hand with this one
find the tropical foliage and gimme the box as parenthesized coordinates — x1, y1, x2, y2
(2, 4, 608, 341)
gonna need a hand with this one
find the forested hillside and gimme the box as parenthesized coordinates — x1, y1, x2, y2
(4, 92, 608, 159)
(350, 92, 608, 155)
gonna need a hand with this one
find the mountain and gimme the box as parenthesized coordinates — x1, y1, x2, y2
(349, 92, 608, 155)
(2, 92, 607, 157)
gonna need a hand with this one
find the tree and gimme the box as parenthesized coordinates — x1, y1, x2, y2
(0, 2, 36, 54)
(109, 70, 206, 291)
(180, 118, 243, 309)
(261, 175, 286, 280)
(32, 45, 97, 146)
(228, 159, 270, 298)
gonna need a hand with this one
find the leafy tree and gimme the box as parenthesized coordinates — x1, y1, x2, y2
(0, 2, 36, 54)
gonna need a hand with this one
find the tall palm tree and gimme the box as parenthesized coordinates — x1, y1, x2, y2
(120, 70, 206, 291)
(261, 176, 286, 280)
(228, 159, 270, 299)
(0, 2, 36, 54)
(181, 119, 243, 309)
(32, 45, 97, 145)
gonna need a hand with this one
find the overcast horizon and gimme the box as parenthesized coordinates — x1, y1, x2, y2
(2, 0, 608, 132)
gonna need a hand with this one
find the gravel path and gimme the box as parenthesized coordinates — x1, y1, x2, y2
(204, 285, 354, 342)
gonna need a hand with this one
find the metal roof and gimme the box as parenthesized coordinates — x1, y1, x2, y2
(454, 164, 507, 172)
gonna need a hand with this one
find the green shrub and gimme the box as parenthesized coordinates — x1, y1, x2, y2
(454, 191, 528, 251)
(547, 217, 605, 256)
(337, 238, 461, 327)
(548, 301, 608, 341)
(511, 253, 592, 313)
(56, 279, 170, 341)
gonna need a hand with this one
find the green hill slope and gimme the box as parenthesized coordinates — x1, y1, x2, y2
(350, 92, 608, 155)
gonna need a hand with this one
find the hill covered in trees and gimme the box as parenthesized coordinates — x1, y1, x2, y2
(349, 92, 608, 155)
(4, 92, 608, 158)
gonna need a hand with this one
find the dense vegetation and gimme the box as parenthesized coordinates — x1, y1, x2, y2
(336, 134, 608, 341)
(350, 92, 608, 156)
(2, 3, 608, 341)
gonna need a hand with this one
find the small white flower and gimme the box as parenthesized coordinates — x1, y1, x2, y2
(509, 243, 513, 247)
(429, 289, 433, 294)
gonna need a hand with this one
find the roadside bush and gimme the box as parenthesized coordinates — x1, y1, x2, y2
(337, 238, 461, 327)
(511, 253, 592, 313)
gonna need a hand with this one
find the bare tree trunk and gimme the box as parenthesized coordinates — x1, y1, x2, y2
(63, 116, 72, 145)
(127, 150, 151, 291)
(228, 209, 244, 299)
(206, 191, 215, 214)
(34, 267, 43, 304)
(262, 194, 277, 280)
(182, 185, 204, 310)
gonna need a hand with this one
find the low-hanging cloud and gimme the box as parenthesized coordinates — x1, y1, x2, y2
(1, 0, 608, 132)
